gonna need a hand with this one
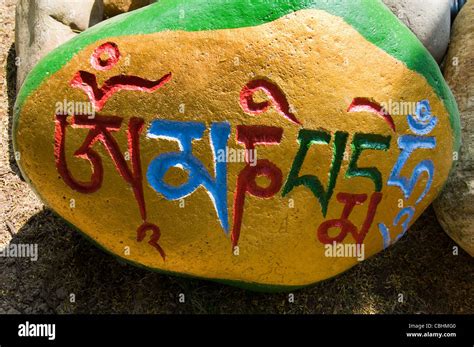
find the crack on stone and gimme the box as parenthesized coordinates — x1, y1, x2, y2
(48, 14, 82, 33)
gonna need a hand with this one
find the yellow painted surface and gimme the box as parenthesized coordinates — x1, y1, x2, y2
(16, 10, 454, 286)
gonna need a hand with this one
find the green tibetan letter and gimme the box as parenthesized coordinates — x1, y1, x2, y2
(282, 129, 348, 217)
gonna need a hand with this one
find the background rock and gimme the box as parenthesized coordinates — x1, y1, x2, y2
(103, 0, 156, 18)
(451, 0, 468, 20)
(433, 0, 474, 256)
(382, 0, 451, 63)
(15, 0, 103, 91)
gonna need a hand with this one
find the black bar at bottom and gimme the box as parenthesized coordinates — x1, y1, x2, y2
(0, 314, 472, 346)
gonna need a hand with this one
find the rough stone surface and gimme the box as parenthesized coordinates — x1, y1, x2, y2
(382, 0, 451, 63)
(13, 1, 460, 289)
(104, 0, 156, 18)
(434, 1, 474, 256)
(15, 0, 103, 91)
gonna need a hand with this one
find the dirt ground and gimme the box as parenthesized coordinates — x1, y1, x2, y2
(0, 0, 473, 314)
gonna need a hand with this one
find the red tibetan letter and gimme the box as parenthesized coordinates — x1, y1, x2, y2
(232, 125, 283, 249)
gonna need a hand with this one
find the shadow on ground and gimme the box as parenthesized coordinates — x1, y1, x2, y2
(0, 207, 472, 314)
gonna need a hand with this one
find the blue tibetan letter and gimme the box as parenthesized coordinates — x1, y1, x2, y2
(146, 120, 231, 233)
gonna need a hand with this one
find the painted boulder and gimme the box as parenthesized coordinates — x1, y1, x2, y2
(13, 0, 460, 290)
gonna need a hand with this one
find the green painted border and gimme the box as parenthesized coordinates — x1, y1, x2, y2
(14, 0, 461, 151)
(12, 0, 461, 292)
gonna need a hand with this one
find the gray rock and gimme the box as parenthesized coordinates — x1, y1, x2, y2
(382, 0, 451, 63)
(15, 0, 104, 91)
(433, 0, 474, 256)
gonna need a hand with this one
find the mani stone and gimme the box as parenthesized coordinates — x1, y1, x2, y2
(382, 0, 451, 63)
(15, 0, 104, 91)
(13, 0, 461, 290)
(434, 1, 474, 256)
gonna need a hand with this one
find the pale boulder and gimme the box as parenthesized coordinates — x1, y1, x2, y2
(382, 0, 451, 63)
(433, 0, 474, 256)
(15, 0, 103, 90)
